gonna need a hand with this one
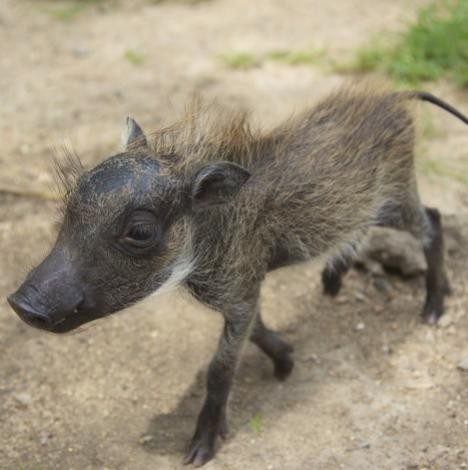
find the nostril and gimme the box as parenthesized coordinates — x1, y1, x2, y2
(7, 294, 52, 330)
(28, 313, 51, 329)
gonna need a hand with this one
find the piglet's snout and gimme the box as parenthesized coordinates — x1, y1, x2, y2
(7, 292, 55, 330)
(7, 248, 86, 332)
(8, 285, 84, 331)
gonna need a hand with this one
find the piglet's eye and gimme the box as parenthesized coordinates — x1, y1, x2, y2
(120, 210, 159, 253)
(126, 224, 154, 242)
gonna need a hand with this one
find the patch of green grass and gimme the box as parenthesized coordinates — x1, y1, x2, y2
(124, 49, 145, 65)
(339, 0, 468, 87)
(267, 49, 325, 65)
(47, 3, 87, 21)
(45, 0, 110, 21)
(16, 463, 44, 470)
(218, 51, 259, 70)
(350, 47, 388, 73)
(249, 413, 263, 434)
(218, 48, 327, 70)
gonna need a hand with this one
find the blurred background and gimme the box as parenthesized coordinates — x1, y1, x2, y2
(1, 1, 467, 469)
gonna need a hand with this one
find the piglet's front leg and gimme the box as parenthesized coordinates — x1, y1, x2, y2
(184, 301, 257, 467)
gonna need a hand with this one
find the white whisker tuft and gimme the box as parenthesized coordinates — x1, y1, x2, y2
(152, 221, 196, 297)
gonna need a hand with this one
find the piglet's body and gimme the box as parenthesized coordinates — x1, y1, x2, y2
(8, 86, 467, 466)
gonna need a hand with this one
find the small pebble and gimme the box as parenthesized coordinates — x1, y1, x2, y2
(457, 357, 468, 371)
(354, 292, 367, 302)
(20, 144, 31, 155)
(72, 44, 90, 58)
(139, 435, 153, 444)
(356, 322, 365, 331)
(381, 344, 392, 354)
(373, 277, 393, 295)
(13, 392, 32, 406)
(303, 353, 321, 364)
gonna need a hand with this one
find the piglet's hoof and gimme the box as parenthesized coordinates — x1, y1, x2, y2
(183, 411, 227, 467)
(183, 434, 216, 467)
(274, 355, 294, 381)
(421, 302, 444, 325)
(321, 269, 342, 297)
(422, 310, 441, 325)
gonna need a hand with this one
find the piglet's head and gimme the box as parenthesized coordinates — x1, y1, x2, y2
(8, 118, 250, 333)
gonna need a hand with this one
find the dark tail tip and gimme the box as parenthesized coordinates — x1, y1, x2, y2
(415, 92, 468, 125)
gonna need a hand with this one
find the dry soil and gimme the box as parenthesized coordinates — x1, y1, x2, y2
(0, 1, 467, 469)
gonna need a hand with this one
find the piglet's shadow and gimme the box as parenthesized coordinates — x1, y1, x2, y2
(140, 355, 279, 457)
(140, 370, 205, 456)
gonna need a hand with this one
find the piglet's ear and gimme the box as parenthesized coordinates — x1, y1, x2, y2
(121, 116, 148, 150)
(191, 161, 250, 212)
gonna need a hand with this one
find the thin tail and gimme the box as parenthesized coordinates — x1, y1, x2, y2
(403, 91, 468, 125)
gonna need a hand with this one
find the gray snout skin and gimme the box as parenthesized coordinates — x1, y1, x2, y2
(7, 286, 86, 334)
(6, 248, 99, 333)
(7, 292, 57, 330)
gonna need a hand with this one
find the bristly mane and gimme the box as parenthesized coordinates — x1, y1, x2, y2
(53, 101, 258, 207)
(53, 143, 84, 207)
(146, 101, 258, 173)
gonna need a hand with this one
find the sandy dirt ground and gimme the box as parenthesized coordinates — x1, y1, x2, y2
(0, 0, 467, 469)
